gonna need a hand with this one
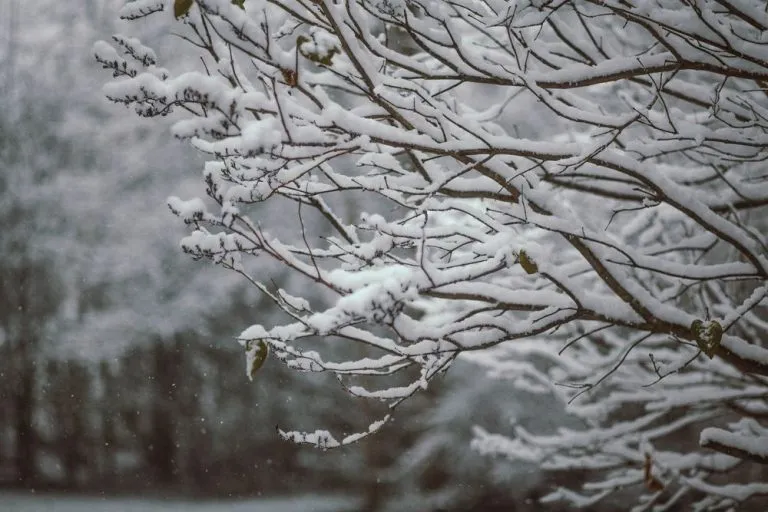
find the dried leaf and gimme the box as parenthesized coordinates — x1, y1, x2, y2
(643, 454, 664, 492)
(281, 68, 298, 87)
(246, 339, 269, 380)
(643, 453, 652, 481)
(646, 476, 664, 492)
(692, 319, 723, 359)
(518, 249, 538, 274)
(300, 47, 339, 66)
(174, 0, 194, 19)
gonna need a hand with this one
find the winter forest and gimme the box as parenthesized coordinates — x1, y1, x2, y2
(1, 0, 768, 511)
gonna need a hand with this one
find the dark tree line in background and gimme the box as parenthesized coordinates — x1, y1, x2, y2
(0, 254, 550, 512)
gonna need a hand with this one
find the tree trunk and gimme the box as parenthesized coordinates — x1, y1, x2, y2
(100, 360, 116, 486)
(14, 356, 35, 487)
(146, 339, 180, 485)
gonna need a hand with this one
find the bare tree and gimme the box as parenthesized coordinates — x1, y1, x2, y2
(99, 0, 768, 508)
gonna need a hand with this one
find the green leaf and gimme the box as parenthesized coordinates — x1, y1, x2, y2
(231, 0, 245, 9)
(706, 321, 723, 353)
(174, 0, 194, 19)
(246, 339, 269, 380)
(691, 319, 704, 335)
(692, 319, 722, 359)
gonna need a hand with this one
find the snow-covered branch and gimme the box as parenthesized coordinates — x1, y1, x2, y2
(99, 0, 768, 508)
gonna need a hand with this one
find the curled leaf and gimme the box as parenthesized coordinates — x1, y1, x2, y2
(246, 339, 269, 380)
(174, 0, 194, 19)
(518, 249, 538, 274)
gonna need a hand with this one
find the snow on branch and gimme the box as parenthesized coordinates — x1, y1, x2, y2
(99, 0, 768, 508)
(701, 424, 768, 465)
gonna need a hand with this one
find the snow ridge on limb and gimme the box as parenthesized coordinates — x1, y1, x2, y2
(99, 0, 768, 508)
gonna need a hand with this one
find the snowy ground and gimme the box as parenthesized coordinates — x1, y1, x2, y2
(0, 492, 359, 512)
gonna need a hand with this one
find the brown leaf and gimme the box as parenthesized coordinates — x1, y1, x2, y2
(643, 454, 664, 492)
(281, 68, 298, 87)
(643, 453, 652, 481)
(646, 476, 664, 492)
